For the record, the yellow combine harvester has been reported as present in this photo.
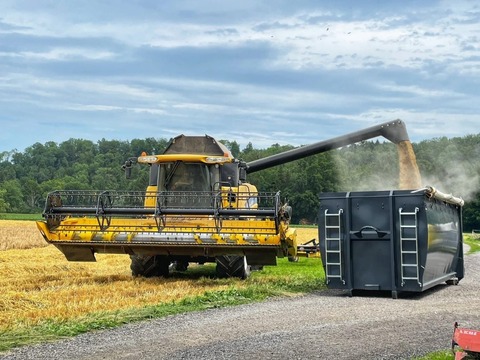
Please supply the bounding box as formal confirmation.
[37,120,416,278]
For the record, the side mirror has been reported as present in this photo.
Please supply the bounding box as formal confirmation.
[125,166,132,179]
[122,158,137,179]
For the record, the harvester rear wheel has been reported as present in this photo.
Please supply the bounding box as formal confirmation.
[130,255,170,278]
[216,255,251,279]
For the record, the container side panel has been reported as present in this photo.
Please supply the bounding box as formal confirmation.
[423,199,463,285]
[352,240,391,290]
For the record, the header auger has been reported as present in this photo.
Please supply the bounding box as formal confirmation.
[37,120,420,279]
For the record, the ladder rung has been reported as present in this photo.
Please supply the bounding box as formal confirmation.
[401,250,417,254]
[402,276,419,280]
[402,264,418,267]
[401,238,417,241]
[400,225,417,228]
[326,250,340,253]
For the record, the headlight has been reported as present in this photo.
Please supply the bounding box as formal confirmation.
[138,155,158,164]
[205,157,230,164]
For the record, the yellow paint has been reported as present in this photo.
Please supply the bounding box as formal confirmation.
[144,185,158,207]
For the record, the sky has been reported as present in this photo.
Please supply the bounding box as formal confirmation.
[0,0,479,154]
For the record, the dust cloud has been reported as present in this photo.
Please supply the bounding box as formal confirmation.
[334,139,478,202]
[421,156,480,202]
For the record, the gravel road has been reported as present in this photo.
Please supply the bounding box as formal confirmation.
[2,250,479,360]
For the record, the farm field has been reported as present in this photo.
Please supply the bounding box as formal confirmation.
[0,221,46,251]
[0,220,321,351]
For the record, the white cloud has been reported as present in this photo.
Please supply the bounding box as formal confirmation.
[374,83,462,98]
[28,48,115,61]
[2,4,479,72]
[352,108,480,140]
[0,1,479,154]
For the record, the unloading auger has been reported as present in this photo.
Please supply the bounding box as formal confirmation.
[36,120,421,279]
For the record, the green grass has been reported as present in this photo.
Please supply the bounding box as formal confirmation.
[415,350,454,360]
[0,257,325,352]
[0,213,43,221]
[464,233,480,254]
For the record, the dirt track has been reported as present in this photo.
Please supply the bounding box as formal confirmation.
[2,250,479,360]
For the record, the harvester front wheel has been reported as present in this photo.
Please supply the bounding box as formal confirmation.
[130,255,170,278]
[216,255,251,279]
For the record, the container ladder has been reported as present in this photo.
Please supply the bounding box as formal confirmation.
[324,209,344,284]
[399,207,421,286]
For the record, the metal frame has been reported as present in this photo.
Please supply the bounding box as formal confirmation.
[399,207,421,287]
[43,190,281,235]
[324,208,345,285]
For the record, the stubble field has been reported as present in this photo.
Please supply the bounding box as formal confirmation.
[0,220,319,348]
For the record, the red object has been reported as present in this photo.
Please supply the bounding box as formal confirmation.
[452,322,480,359]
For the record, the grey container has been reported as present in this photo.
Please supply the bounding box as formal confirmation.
[318,189,464,298]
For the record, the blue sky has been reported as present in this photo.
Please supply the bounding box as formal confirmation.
[1,0,479,154]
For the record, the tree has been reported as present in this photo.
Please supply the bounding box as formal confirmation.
[23,178,42,211]
[130,138,168,156]
[219,140,241,158]
[0,189,8,212]
[39,178,67,197]
[0,161,16,182]
[463,194,480,232]
[242,142,254,156]
[92,168,122,190]
[0,180,24,212]
[59,138,97,165]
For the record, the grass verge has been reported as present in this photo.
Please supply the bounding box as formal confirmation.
[0,213,42,221]
[0,257,325,353]
[415,350,454,360]
[464,233,480,254]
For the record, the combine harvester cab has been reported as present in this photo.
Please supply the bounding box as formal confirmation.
[319,186,464,298]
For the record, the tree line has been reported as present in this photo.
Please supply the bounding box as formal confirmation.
[0,134,479,231]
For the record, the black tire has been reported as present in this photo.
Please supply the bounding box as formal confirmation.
[130,255,170,277]
[216,255,251,279]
